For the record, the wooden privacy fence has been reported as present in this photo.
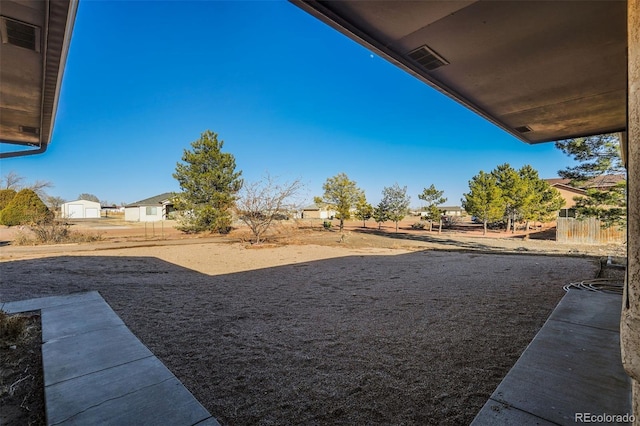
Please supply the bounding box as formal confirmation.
[556,217,626,244]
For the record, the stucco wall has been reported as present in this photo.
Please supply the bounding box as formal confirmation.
[621,0,640,422]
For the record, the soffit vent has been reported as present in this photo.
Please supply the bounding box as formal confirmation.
[1,17,40,51]
[19,125,40,135]
[515,125,532,133]
[408,45,449,71]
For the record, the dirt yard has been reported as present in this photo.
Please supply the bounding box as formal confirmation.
[0,218,624,425]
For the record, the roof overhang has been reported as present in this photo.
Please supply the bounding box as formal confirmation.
[0,0,78,158]
[291,0,627,144]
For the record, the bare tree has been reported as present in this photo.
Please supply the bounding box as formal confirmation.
[237,174,304,244]
[1,171,24,189]
[1,171,52,199]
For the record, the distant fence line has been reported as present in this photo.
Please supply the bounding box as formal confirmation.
[556,217,626,244]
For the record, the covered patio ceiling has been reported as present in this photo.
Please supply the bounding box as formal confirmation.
[291,0,627,145]
[0,0,78,158]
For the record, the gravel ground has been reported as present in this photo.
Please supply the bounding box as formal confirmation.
[0,240,600,425]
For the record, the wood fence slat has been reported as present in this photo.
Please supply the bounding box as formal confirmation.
[556,217,625,244]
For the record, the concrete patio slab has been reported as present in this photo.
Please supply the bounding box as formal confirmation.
[2,291,219,426]
[2,291,103,314]
[41,298,125,341]
[472,290,632,425]
[43,324,154,385]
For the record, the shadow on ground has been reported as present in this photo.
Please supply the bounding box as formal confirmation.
[0,251,598,425]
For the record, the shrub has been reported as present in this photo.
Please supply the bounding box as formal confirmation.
[0,189,17,211]
[411,221,426,229]
[11,221,103,245]
[0,189,52,226]
[323,220,332,230]
[0,310,26,341]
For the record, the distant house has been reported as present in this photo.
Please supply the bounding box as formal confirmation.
[415,206,466,218]
[545,176,626,217]
[124,193,175,222]
[301,203,336,219]
[545,180,586,217]
[440,206,466,217]
[61,199,101,219]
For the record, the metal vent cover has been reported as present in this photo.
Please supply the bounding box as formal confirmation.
[0,17,40,51]
[408,45,449,71]
[19,125,40,135]
[515,126,532,133]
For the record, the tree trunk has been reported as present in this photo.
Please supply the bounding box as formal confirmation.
[395,221,399,233]
[483,219,488,235]
[363,219,366,228]
[438,218,442,234]
[506,216,511,233]
[339,218,344,232]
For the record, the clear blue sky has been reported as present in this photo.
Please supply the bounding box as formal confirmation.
[2,0,577,207]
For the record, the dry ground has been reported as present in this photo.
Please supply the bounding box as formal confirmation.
[0,218,624,425]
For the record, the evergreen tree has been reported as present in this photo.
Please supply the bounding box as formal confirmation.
[354,193,373,228]
[0,188,52,226]
[0,189,17,211]
[462,171,504,235]
[373,200,390,230]
[491,163,524,232]
[555,133,626,227]
[418,184,447,233]
[518,165,564,228]
[173,130,243,233]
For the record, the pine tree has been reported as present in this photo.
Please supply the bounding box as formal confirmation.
[418,184,447,233]
[555,133,626,227]
[462,171,504,235]
[173,130,243,233]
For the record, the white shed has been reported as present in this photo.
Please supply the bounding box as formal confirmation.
[61,199,101,219]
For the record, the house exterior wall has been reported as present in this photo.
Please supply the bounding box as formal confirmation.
[302,209,335,219]
[124,206,166,222]
[622,1,640,420]
[61,200,101,219]
[552,187,583,209]
[124,207,140,222]
[303,209,327,219]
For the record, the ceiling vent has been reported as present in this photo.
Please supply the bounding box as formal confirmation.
[0,17,40,51]
[515,125,532,133]
[19,125,40,135]
[408,45,449,71]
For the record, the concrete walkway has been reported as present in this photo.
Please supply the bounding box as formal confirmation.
[472,289,633,425]
[1,291,220,426]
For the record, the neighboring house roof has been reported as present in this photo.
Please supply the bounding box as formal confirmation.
[302,203,331,211]
[62,199,101,205]
[127,192,174,207]
[583,174,626,189]
[545,174,626,191]
[549,183,587,196]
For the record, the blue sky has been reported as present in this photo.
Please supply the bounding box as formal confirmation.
[2,1,577,207]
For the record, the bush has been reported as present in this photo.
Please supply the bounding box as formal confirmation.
[0,189,52,226]
[323,220,332,230]
[0,189,17,211]
[11,221,103,245]
[411,221,426,229]
[0,310,26,341]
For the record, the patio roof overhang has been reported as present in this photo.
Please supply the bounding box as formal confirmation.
[291,0,627,145]
[0,0,78,158]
